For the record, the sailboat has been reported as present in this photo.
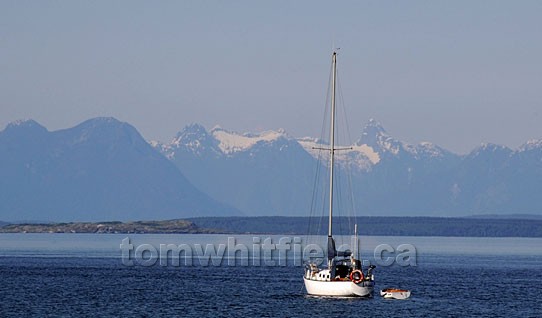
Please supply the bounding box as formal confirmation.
[303,51,376,297]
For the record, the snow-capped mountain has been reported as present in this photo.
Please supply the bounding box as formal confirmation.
[157,125,317,216]
[157,119,542,217]
[354,119,454,161]
[158,123,222,159]
[0,118,239,222]
[156,124,291,158]
[298,119,454,173]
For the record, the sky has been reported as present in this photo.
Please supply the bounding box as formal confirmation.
[1,1,541,154]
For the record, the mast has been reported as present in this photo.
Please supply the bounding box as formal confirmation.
[326,51,338,270]
[354,224,358,261]
[328,51,337,238]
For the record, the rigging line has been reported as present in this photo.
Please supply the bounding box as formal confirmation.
[331,60,355,243]
[305,155,317,245]
[316,60,334,238]
[336,152,350,237]
[317,61,334,238]
[336,67,358,232]
[311,154,325,239]
[336,68,355,146]
[334,68,349,238]
[321,61,333,142]
[335,162,344,242]
[337,155,353,238]
[307,147,325,244]
[305,60,334,245]
[336,163,350,242]
[316,156,328,237]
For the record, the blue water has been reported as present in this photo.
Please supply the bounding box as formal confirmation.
[1,234,541,317]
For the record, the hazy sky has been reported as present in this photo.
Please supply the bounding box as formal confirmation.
[1,1,541,154]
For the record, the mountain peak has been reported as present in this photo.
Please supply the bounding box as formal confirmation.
[474,143,512,153]
[64,117,149,151]
[73,117,128,135]
[178,123,208,136]
[79,117,122,127]
[171,123,215,152]
[3,119,47,134]
[518,139,542,152]
[479,142,509,151]
[210,125,223,133]
[357,119,389,146]
[466,143,513,160]
[364,118,387,132]
[367,118,381,125]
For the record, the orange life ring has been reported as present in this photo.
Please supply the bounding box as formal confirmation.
[350,270,364,284]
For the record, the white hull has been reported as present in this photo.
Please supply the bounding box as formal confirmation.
[304,278,374,297]
[380,289,411,300]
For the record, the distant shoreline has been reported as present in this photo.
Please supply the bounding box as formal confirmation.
[0,219,217,234]
[1,216,541,237]
[187,216,542,238]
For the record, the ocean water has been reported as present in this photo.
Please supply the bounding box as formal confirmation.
[0,234,541,317]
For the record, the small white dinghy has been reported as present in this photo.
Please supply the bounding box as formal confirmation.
[380,288,411,300]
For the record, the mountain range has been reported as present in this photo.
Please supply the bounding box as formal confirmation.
[0,118,238,221]
[155,119,542,217]
[1,117,541,221]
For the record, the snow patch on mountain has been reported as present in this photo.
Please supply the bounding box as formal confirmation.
[297,137,380,170]
[7,119,35,127]
[402,142,450,160]
[417,142,442,156]
[518,139,542,152]
[297,138,321,158]
[148,140,161,148]
[350,144,380,164]
[211,127,287,154]
[149,140,175,159]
